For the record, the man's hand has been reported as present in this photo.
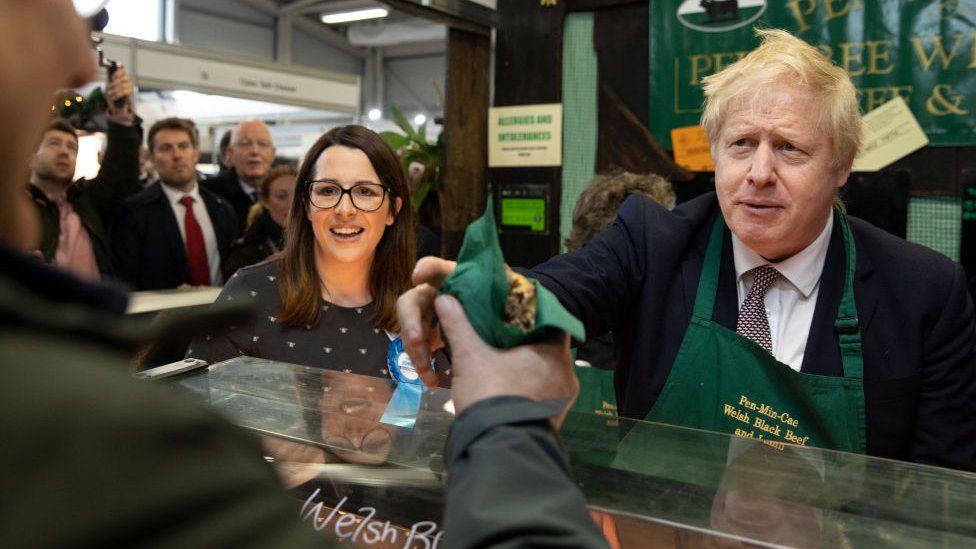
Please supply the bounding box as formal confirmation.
[104,65,134,124]
[396,256,457,389]
[435,294,578,427]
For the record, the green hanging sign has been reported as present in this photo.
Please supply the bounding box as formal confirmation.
[649,0,976,149]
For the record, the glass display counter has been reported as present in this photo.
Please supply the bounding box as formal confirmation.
[167,356,976,547]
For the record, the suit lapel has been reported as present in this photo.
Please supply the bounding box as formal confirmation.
[851,225,878,342]
[201,190,231,258]
[151,184,189,282]
[799,216,876,376]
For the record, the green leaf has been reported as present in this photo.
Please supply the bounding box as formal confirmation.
[390,105,416,139]
[418,120,428,144]
[411,180,432,213]
[380,131,410,151]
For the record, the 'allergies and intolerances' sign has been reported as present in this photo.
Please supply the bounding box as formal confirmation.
[488,104,562,167]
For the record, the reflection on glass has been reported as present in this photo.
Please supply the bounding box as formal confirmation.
[320,372,395,465]
[176,357,976,548]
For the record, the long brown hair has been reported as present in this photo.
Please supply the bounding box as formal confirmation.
[278,125,415,332]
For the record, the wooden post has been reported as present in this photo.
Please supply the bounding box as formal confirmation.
[440,27,490,260]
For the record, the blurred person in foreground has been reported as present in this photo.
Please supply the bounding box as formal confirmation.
[222,164,296,278]
[0,2,606,547]
[205,118,276,235]
[27,65,140,280]
[398,29,976,471]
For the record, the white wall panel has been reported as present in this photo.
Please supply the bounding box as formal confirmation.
[292,29,363,75]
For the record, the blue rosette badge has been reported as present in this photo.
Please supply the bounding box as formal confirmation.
[380,336,429,428]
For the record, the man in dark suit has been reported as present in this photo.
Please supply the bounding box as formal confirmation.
[112,117,237,290]
[203,119,276,235]
[399,29,976,471]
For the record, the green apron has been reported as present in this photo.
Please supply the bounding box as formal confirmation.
[641,211,866,453]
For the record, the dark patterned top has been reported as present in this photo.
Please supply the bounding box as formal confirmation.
[187,259,396,378]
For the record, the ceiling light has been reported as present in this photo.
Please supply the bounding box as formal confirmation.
[320,8,388,24]
[414,114,427,125]
[367,108,382,121]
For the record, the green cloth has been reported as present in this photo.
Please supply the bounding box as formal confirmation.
[440,200,585,347]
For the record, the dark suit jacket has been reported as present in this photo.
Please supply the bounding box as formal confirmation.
[531,192,976,471]
[203,168,253,235]
[111,182,238,290]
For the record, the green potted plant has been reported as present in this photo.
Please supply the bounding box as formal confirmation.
[380,105,443,213]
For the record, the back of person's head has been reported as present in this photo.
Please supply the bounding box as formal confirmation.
[565,171,675,252]
[700,28,863,169]
[217,129,232,168]
[147,117,199,152]
[278,125,415,332]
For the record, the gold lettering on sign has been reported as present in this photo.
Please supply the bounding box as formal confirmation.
[786,0,816,34]
[823,0,860,20]
[724,394,812,447]
[971,33,976,68]
[687,52,748,86]
[688,54,712,86]
[926,84,969,115]
[723,404,751,424]
[786,0,863,35]
[858,85,914,112]
[835,40,896,76]
[866,40,896,75]
[839,42,866,76]
[911,34,967,72]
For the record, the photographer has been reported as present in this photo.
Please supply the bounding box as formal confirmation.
[27,65,142,280]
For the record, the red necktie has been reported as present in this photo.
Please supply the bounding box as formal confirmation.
[178,196,211,286]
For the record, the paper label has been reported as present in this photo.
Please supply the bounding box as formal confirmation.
[853,96,929,172]
[488,104,563,167]
[670,125,715,172]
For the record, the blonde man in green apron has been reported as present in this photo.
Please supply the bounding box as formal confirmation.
[400,29,976,471]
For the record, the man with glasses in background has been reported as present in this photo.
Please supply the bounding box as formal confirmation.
[205,118,277,235]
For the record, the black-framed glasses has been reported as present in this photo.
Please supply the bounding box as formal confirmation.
[307,181,391,212]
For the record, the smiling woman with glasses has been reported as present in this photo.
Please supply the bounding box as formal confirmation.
[188,126,448,386]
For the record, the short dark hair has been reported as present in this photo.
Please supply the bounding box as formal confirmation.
[147,117,199,152]
[217,129,232,166]
[565,171,676,252]
[278,125,415,332]
[43,118,78,143]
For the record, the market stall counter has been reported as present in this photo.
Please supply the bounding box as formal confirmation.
[158,356,976,548]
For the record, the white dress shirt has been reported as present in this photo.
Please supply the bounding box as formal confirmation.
[238,178,258,202]
[160,181,223,285]
[731,214,833,372]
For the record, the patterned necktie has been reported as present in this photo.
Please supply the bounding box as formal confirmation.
[736,265,781,353]
[178,196,211,286]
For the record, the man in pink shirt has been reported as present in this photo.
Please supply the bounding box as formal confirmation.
[27,67,142,280]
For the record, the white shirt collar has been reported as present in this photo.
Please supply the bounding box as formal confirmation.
[731,213,833,299]
[160,180,202,206]
[237,177,257,198]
